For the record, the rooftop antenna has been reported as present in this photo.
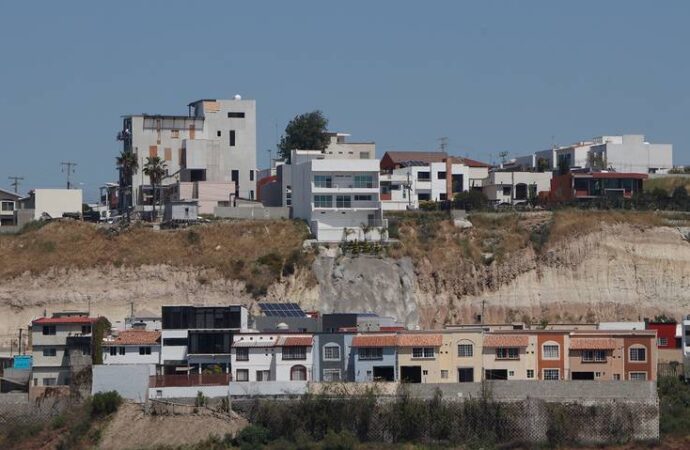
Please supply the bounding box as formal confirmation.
[498,151,509,165]
[438,137,448,152]
[8,176,24,193]
[267,148,273,169]
[60,161,77,189]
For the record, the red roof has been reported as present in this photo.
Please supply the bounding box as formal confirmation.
[33,317,96,325]
[449,156,491,168]
[396,334,443,347]
[104,330,161,346]
[483,334,529,347]
[279,336,313,347]
[352,335,398,348]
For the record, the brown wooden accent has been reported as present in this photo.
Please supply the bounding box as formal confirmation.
[148,145,158,158]
[164,148,172,161]
[189,124,195,140]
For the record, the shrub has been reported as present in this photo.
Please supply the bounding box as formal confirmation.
[90,391,122,417]
[195,391,208,407]
[234,424,271,450]
[320,430,358,450]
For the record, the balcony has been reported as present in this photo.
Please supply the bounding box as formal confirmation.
[149,373,232,388]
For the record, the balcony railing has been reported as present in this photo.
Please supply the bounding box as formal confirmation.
[149,373,232,388]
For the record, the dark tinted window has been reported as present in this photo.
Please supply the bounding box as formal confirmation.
[188,330,231,354]
[162,306,242,329]
[227,112,245,118]
[163,338,188,346]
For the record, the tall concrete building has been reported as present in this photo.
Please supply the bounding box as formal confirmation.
[118,97,257,211]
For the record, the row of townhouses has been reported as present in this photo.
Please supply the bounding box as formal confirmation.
[24,305,690,398]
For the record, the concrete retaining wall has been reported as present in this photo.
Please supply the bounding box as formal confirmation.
[214,206,290,220]
[148,385,229,399]
[92,365,150,403]
[229,381,307,397]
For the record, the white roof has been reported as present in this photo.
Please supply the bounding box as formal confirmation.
[598,322,646,331]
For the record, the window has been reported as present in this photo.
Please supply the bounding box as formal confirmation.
[495,348,519,360]
[354,195,372,201]
[323,369,341,382]
[354,175,374,188]
[236,369,249,382]
[256,370,270,381]
[412,347,435,358]
[542,343,559,359]
[163,338,188,346]
[581,350,607,362]
[42,348,56,357]
[283,346,307,360]
[42,325,56,336]
[139,347,151,355]
[336,195,352,208]
[613,374,621,380]
[313,195,332,208]
[359,152,370,159]
[217,130,221,137]
[418,193,431,201]
[323,345,341,361]
[358,348,383,360]
[109,347,117,356]
[629,347,647,362]
[441,370,449,379]
[437,171,447,180]
[229,130,236,146]
[291,365,307,381]
[250,170,254,182]
[527,369,534,379]
[508,370,515,377]
[502,187,511,196]
[236,348,249,361]
[227,112,245,118]
[82,325,91,334]
[543,369,560,380]
[439,193,447,201]
[118,347,125,355]
[458,343,473,357]
[629,372,647,381]
[314,175,332,188]
[1,201,14,212]
[171,129,179,139]
[417,171,430,181]
[43,378,57,386]
[657,337,668,347]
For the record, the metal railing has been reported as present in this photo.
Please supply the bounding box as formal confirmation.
[149,373,231,388]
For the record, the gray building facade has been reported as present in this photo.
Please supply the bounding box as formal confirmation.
[313,333,355,382]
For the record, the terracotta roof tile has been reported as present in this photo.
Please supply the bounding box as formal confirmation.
[396,334,442,347]
[104,330,160,346]
[448,156,492,168]
[352,335,398,348]
[570,338,617,350]
[483,334,529,347]
[279,336,313,347]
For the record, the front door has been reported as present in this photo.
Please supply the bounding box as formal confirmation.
[458,368,474,383]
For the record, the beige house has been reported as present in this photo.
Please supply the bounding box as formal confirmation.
[438,329,484,383]
[482,333,538,380]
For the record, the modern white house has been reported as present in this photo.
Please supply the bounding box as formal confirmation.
[379,151,491,210]
[0,188,21,228]
[291,153,386,242]
[482,171,553,205]
[118,97,257,214]
[512,135,673,174]
[30,313,95,387]
[231,333,314,382]
[18,189,83,221]
[102,330,161,376]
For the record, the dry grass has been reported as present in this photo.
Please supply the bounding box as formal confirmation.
[645,175,690,193]
[547,209,665,246]
[0,220,310,295]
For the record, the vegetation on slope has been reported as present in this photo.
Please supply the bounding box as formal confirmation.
[645,175,690,194]
[0,220,311,296]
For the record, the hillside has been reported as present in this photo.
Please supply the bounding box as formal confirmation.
[1,211,689,346]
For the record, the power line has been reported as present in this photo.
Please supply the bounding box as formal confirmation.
[60,161,77,189]
[8,176,24,193]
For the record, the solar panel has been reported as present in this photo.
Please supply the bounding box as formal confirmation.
[258,303,306,318]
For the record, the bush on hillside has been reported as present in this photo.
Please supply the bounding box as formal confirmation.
[90,391,122,417]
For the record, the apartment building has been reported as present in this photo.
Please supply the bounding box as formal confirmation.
[379,152,490,210]
[482,171,553,205]
[118,97,256,213]
[291,152,385,242]
[230,333,314,382]
[102,330,161,376]
[159,305,249,375]
[513,134,672,174]
[30,313,95,387]
[0,188,21,228]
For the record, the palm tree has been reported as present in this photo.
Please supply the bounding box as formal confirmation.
[116,150,139,221]
[143,156,167,220]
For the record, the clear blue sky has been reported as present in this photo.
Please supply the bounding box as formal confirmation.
[1,1,688,201]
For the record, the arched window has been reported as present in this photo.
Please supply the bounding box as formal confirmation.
[542,341,560,359]
[323,344,341,361]
[291,365,307,381]
[628,345,647,362]
[457,340,474,357]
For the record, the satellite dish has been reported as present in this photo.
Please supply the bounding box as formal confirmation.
[234,94,242,100]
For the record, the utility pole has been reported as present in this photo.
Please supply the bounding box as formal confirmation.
[438,137,448,152]
[60,161,77,189]
[8,176,24,193]
[266,148,273,170]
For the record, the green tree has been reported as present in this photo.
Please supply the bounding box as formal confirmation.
[671,186,689,210]
[536,157,550,172]
[143,156,167,220]
[453,190,489,211]
[115,150,139,221]
[278,111,330,162]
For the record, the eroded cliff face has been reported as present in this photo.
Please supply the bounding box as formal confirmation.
[1,223,689,347]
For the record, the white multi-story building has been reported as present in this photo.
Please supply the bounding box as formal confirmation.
[379,152,490,210]
[30,313,95,387]
[512,135,673,174]
[291,153,385,242]
[0,188,21,228]
[102,330,161,376]
[482,171,553,205]
[118,97,257,213]
[231,333,314,382]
